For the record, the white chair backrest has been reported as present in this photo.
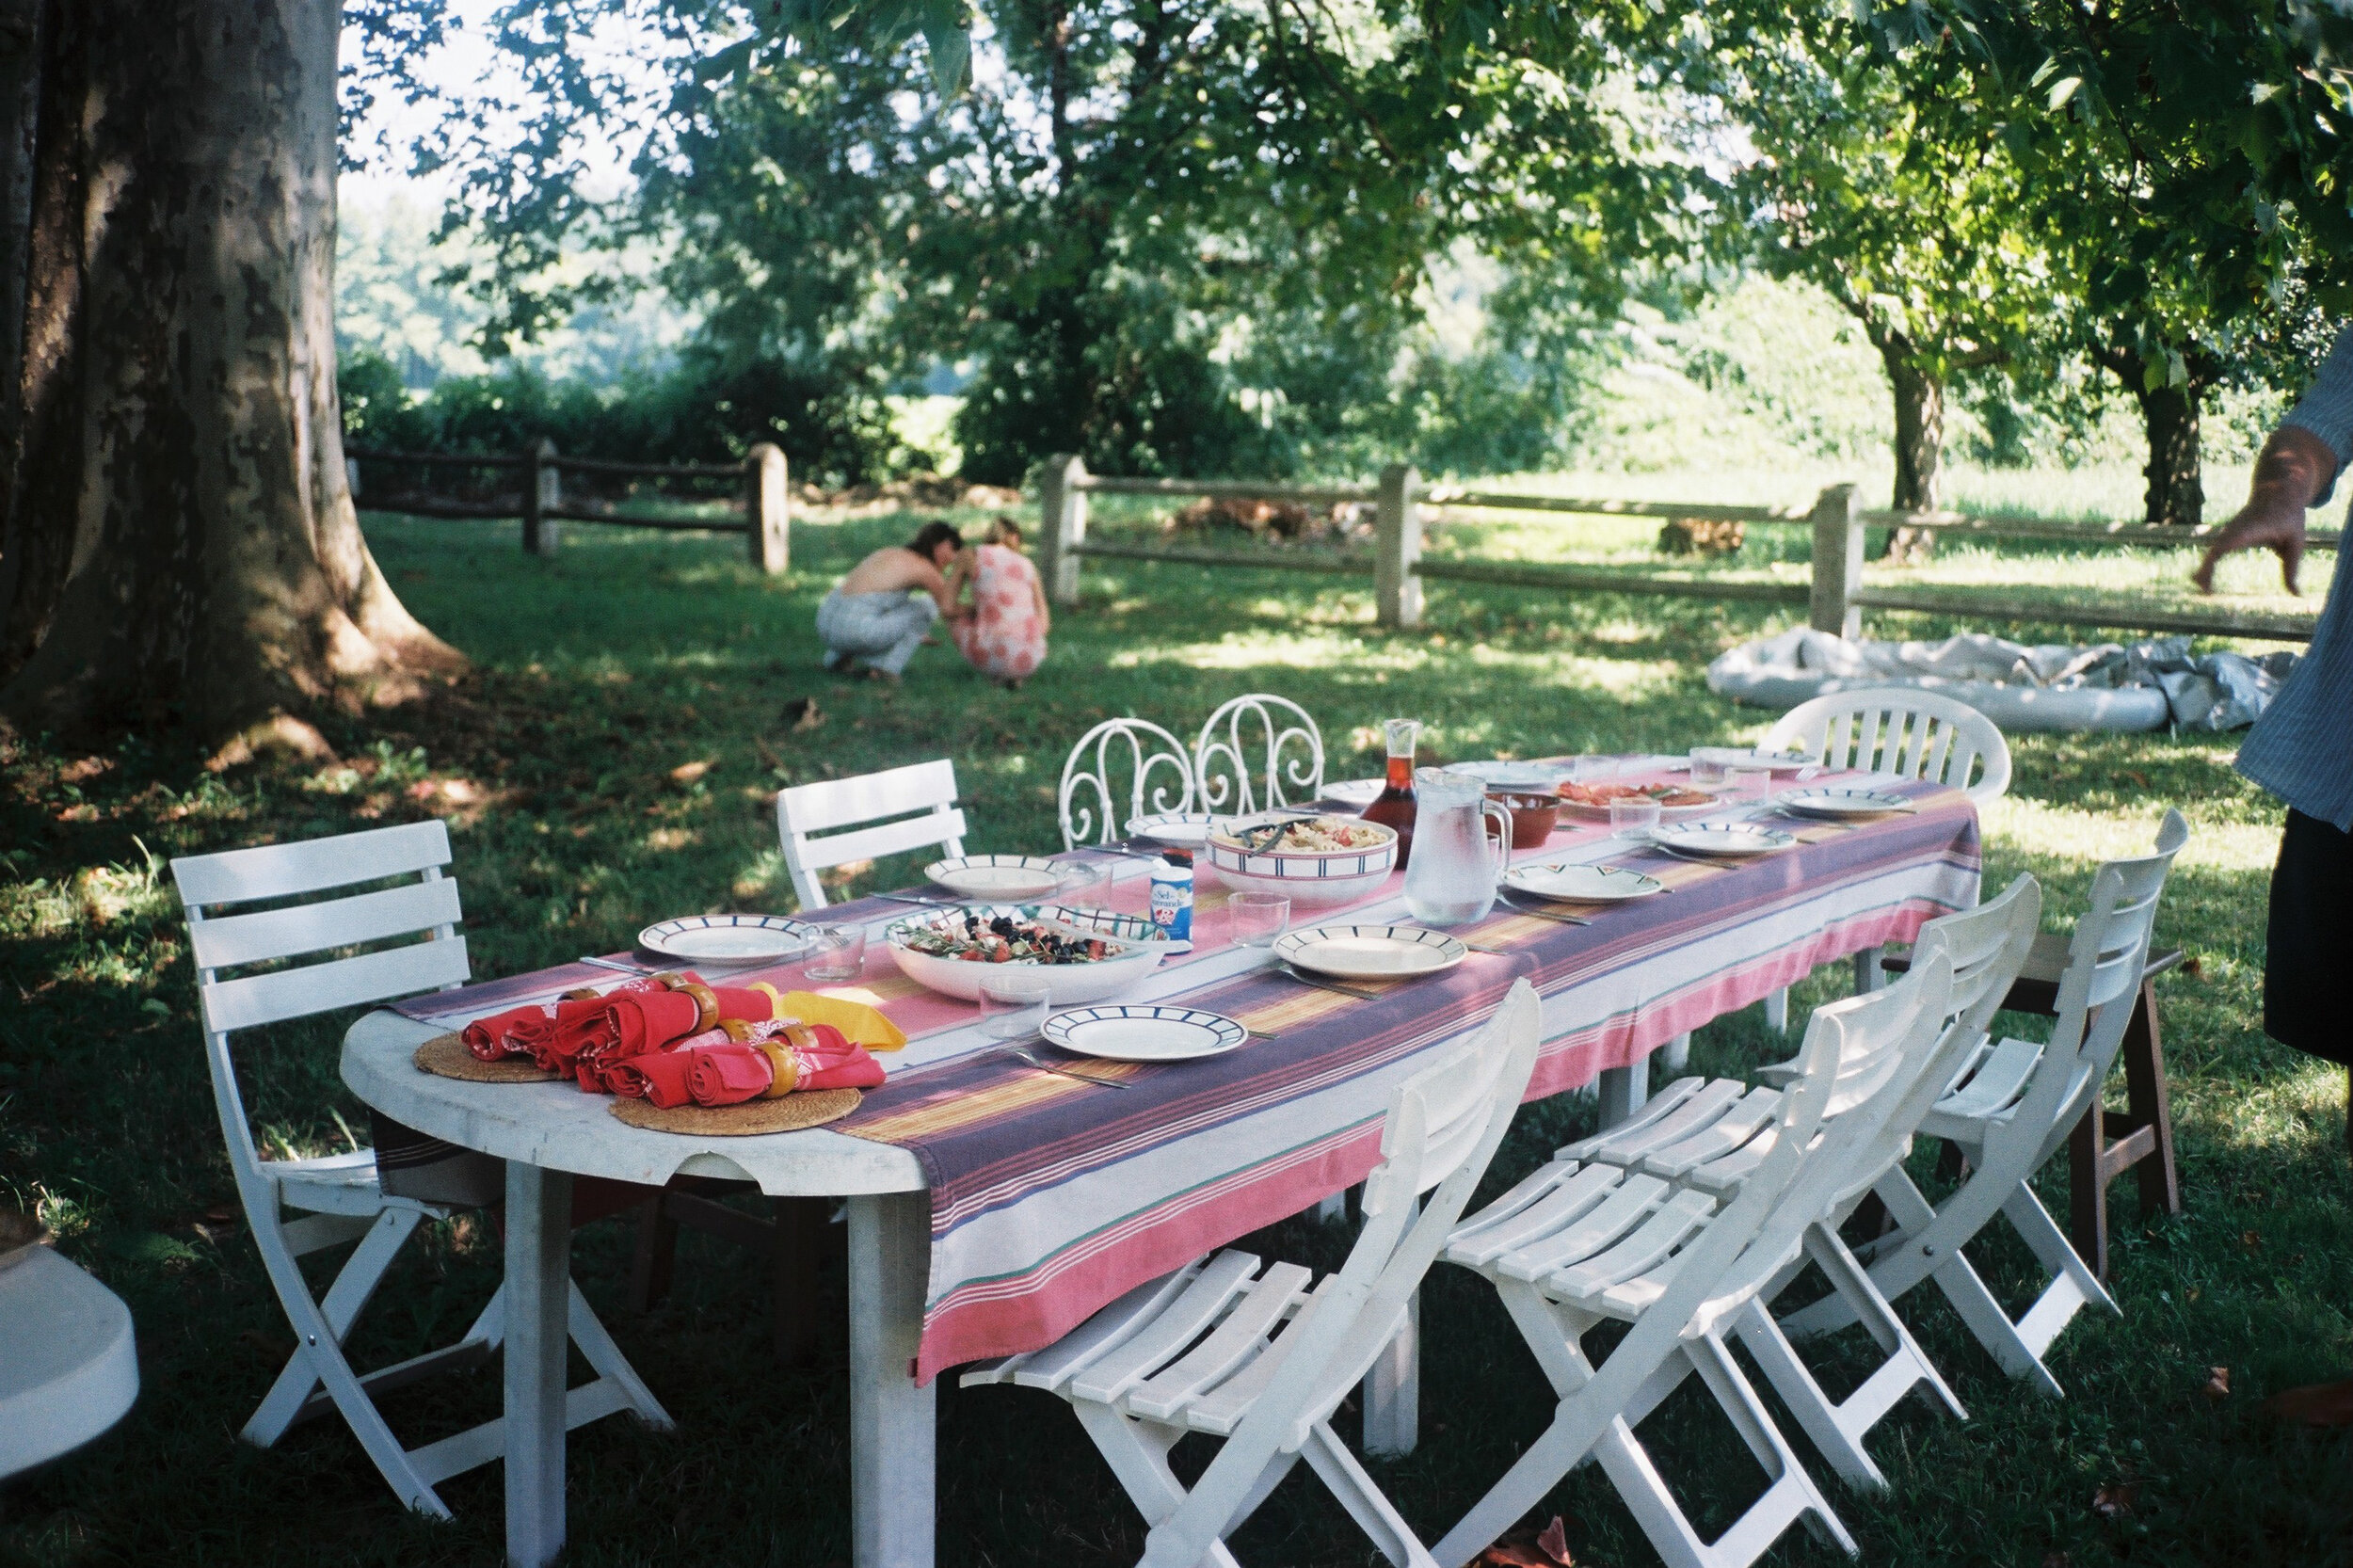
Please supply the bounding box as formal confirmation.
[171,820,470,1182]
[1193,694,1325,816]
[1761,687,2011,805]
[1058,718,1196,849]
[776,759,967,911]
[1262,982,1541,1442]
[2023,809,2187,1161]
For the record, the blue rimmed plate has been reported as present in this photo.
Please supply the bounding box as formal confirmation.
[1043,1005,1248,1062]
[1776,786,1915,820]
[637,913,813,965]
[1273,923,1466,980]
[924,855,1073,900]
[1503,862,1665,902]
[1126,811,1224,848]
[1646,823,1795,859]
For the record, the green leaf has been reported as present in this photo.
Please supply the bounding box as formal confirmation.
[2045,75,2081,111]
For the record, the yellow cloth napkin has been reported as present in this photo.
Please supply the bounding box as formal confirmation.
[753,984,909,1052]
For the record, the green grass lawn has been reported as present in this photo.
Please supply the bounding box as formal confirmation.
[2,501,2347,1567]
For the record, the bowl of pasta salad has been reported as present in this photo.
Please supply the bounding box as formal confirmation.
[1204,813,1400,904]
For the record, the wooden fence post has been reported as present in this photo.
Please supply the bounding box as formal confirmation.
[1038,453,1088,607]
[1808,482,1861,638]
[1375,462,1422,629]
[746,442,789,574]
[522,438,560,556]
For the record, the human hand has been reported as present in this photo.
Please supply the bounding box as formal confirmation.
[2192,424,2331,596]
[2192,508,2306,596]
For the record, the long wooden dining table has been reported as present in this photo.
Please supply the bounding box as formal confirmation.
[338,768,1979,1568]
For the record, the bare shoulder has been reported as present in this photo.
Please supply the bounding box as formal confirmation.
[840,546,920,595]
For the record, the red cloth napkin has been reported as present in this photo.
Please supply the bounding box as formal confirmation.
[606,1021,886,1109]
[462,978,663,1064]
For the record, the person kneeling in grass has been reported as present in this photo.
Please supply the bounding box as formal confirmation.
[945,517,1050,688]
[817,520,966,683]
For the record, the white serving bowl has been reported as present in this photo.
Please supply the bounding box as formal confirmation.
[1204,813,1399,906]
[883,904,1167,1004]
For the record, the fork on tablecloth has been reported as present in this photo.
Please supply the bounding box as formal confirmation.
[1001,1042,1131,1088]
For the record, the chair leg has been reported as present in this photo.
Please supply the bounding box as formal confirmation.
[628,1193,679,1313]
[247,1208,425,1447]
[2121,982,2183,1220]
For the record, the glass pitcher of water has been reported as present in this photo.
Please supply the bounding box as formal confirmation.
[1401,767,1512,925]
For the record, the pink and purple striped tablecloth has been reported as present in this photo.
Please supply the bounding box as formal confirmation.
[393,773,1979,1380]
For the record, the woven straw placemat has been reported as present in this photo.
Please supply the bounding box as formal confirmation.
[609,1088,862,1136]
[413,1033,562,1084]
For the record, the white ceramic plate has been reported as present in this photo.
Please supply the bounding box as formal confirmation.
[1321,779,1384,808]
[1777,787,1913,820]
[1556,788,1724,824]
[1044,1005,1248,1062]
[1444,760,1567,791]
[1502,863,1665,903]
[638,914,813,965]
[1127,811,1223,847]
[1274,923,1466,980]
[1646,823,1795,859]
[925,855,1071,900]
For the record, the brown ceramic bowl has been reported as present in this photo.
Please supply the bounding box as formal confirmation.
[1491,791,1561,850]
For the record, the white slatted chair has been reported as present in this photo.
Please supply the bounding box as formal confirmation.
[171,821,671,1518]
[1544,879,2039,1489]
[1433,953,1957,1568]
[1754,686,2012,1032]
[1781,810,2188,1399]
[776,758,966,911]
[1060,718,1197,849]
[963,981,1542,1568]
[1193,694,1325,817]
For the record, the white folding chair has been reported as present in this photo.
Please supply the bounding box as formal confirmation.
[1193,694,1325,817]
[170,821,671,1518]
[1755,685,2012,1031]
[1434,954,1956,1568]
[1060,718,1197,849]
[963,982,1542,1568]
[1782,810,2188,1399]
[776,758,967,910]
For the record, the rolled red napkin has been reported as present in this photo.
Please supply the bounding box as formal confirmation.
[463,984,626,1063]
[555,974,784,1078]
[607,1020,886,1109]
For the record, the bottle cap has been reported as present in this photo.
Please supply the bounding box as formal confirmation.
[1160,848,1193,867]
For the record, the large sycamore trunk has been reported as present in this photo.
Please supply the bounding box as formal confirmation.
[2136,379,2204,527]
[0,0,456,737]
[1883,350,1944,514]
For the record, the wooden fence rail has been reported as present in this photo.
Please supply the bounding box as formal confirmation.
[1038,454,2328,645]
[345,441,790,573]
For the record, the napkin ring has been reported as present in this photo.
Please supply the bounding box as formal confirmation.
[753,1039,801,1096]
[673,980,721,1032]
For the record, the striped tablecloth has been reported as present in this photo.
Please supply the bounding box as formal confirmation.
[392,772,1979,1381]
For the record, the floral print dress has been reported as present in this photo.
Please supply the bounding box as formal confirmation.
[951,544,1048,681]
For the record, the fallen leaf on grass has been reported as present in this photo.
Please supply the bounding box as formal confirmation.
[2241,1229,2263,1251]
[1477,1515,1573,1566]
[2092,1482,2137,1519]
[2180,953,2203,980]
[784,696,824,732]
[669,760,714,785]
[2265,1378,2353,1427]
[2202,1366,2231,1400]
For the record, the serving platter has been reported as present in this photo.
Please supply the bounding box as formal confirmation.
[1273,923,1466,980]
[924,855,1074,900]
[1645,823,1796,859]
[637,913,813,965]
[1776,786,1914,820]
[1043,1005,1248,1062]
[1501,862,1665,903]
[1555,785,1723,824]
[1443,760,1568,792]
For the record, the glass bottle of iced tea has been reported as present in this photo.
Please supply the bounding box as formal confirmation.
[1359,717,1420,868]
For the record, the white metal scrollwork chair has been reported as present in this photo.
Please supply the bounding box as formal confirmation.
[1434,953,1956,1568]
[1193,694,1325,817]
[963,981,1542,1568]
[170,820,669,1518]
[1754,685,2014,1031]
[1552,876,2041,1490]
[776,758,967,910]
[1781,809,2188,1399]
[1059,717,1197,849]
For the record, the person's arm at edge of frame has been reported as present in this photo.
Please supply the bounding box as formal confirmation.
[2193,424,2337,596]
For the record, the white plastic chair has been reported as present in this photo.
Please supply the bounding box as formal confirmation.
[1434,953,1957,1568]
[1193,694,1325,816]
[170,820,671,1518]
[1059,718,1196,849]
[0,1246,138,1478]
[1754,685,2012,1032]
[776,758,967,910]
[963,981,1541,1568]
[1781,809,2188,1399]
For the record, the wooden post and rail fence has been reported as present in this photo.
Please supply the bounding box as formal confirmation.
[1036,455,2333,645]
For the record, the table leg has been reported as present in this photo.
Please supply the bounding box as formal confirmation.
[1660,1032,1692,1073]
[1360,1288,1419,1457]
[849,1192,935,1568]
[1597,1062,1648,1129]
[1853,947,1883,994]
[504,1162,570,1568]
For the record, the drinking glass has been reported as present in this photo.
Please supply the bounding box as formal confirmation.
[1056,860,1114,914]
[1228,891,1291,949]
[1689,747,1739,789]
[978,971,1051,1041]
[805,924,867,983]
[1727,766,1772,804]
[1567,755,1616,786]
[1609,797,1662,838]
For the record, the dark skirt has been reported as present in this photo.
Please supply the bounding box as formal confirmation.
[2266,808,2353,1065]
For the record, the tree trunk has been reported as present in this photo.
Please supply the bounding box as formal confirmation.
[1880,342,1942,564]
[0,0,457,737]
[2137,378,2203,526]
